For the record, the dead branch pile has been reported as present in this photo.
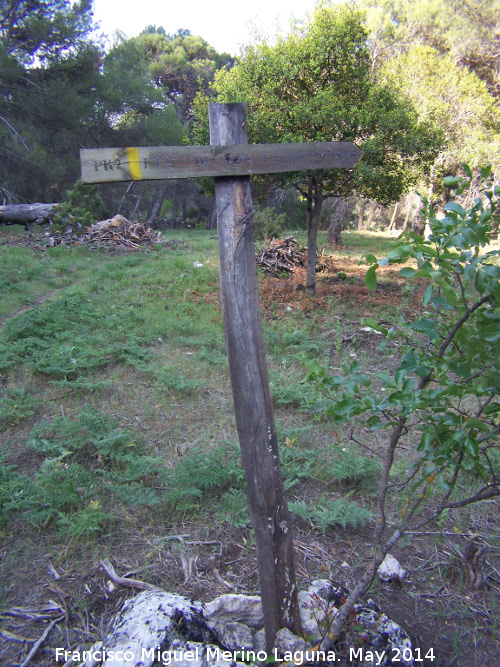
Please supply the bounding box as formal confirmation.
[41,215,181,252]
[256,237,306,274]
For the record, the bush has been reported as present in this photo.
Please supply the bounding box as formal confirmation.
[53,179,107,230]
[253,206,287,241]
[305,165,500,642]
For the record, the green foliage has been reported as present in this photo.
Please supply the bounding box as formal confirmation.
[215,488,250,527]
[289,496,373,532]
[0,293,149,377]
[193,2,442,293]
[0,408,163,534]
[0,387,41,430]
[253,206,287,241]
[53,180,107,229]
[382,45,500,171]
[161,444,245,511]
[361,0,500,99]
[194,3,441,205]
[154,367,205,395]
[0,0,94,65]
[125,27,234,123]
[307,169,500,518]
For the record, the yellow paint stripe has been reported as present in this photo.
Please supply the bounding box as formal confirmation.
[126,147,142,180]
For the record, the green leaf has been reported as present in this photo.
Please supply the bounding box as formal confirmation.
[478,323,500,342]
[410,319,439,338]
[443,176,462,186]
[365,265,378,291]
[436,280,458,307]
[481,165,492,179]
[422,284,434,307]
[400,267,417,277]
[474,269,488,294]
[444,202,466,218]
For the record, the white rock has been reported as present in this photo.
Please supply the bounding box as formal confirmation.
[80,591,204,667]
[193,261,204,268]
[274,627,308,656]
[360,326,383,334]
[378,554,407,582]
[253,628,266,653]
[298,581,339,644]
[203,594,263,629]
[212,621,254,651]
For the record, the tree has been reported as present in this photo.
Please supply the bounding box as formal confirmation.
[360,0,500,99]
[131,27,234,123]
[194,3,442,294]
[0,0,94,65]
[381,45,500,211]
[102,27,233,221]
[0,0,100,201]
[307,167,500,646]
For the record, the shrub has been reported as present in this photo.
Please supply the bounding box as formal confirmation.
[306,166,500,644]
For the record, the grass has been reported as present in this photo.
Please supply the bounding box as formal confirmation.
[0,226,498,667]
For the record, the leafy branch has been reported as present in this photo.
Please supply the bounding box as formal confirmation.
[304,166,500,648]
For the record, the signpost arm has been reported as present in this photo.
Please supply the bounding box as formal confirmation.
[209,102,301,650]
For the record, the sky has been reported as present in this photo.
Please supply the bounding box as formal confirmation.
[92,0,320,55]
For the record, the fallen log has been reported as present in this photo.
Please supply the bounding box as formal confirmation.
[0,203,57,225]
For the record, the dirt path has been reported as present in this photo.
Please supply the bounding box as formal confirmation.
[0,289,62,329]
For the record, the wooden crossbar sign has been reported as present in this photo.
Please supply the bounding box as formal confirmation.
[80,103,362,649]
[80,141,361,183]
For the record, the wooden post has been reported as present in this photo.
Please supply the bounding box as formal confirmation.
[209,103,301,650]
[79,117,362,649]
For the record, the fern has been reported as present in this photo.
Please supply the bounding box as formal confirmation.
[289,497,374,532]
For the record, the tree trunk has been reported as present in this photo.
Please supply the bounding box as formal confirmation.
[305,176,323,296]
[209,102,300,652]
[388,202,399,231]
[357,198,366,231]
[147,181,169,225]
[206,199,217,230]
[0,203,57,225]
[403,194,413,231]
[364,200,378,230]
[327,197,349,246]
[117,182,134,216]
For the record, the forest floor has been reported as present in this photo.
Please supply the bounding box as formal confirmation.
[0,226,499,667]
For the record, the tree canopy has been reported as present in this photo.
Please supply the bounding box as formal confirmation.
[361,0,500,99]
[194,2,442,292]
[126,27,234,123]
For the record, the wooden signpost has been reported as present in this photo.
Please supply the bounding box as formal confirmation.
[80,103,362,650]
[80,141,361,183]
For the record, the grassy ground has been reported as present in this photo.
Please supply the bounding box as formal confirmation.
[0,225,498,666]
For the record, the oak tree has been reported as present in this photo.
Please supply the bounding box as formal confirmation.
[195,3,441,294]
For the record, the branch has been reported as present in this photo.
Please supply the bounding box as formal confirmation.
[100,560,162,591]
[436,295,490,360]
[442,484,500,510]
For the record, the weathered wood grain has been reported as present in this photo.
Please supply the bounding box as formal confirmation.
[0,203,57,224]
[210,102,301,651]
[80,141,362,183]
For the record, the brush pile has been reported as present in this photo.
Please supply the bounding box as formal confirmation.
[41,216,176,252]
[256,237,306,274]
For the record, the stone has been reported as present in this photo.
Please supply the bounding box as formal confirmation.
[274,627,308,656]
[253,628,266,653]
[79,591,210,667]
[78,582,413,667]
[378,554,407,582]
[297,580,345,644]
[211,620,254,651]
[203,594,263,629]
